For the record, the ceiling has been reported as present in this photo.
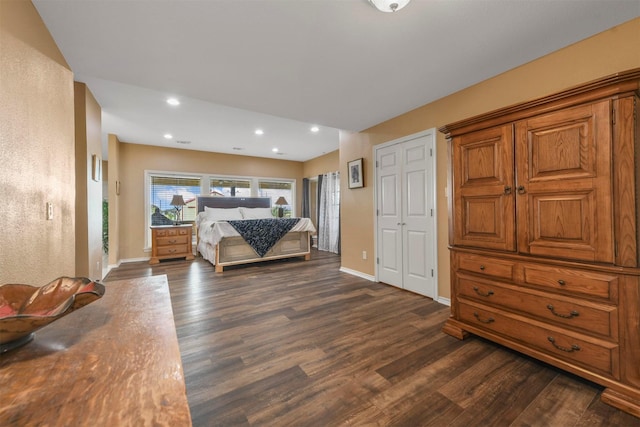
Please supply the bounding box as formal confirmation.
[33,0,639,162]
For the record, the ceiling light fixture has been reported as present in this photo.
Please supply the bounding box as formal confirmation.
[166,98,180,106]
[163,133,173,139]
[255,129,264,135]
[310,126,319,133]
[368,0,410,12]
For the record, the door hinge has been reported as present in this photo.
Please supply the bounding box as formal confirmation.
[431,269,434,277]
[430,148,433,157]
[376,209,379,216]
[430,208,433,217]
[376,160,379,167]
[376,257,379,265]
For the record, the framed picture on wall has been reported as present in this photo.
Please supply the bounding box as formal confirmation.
[348,158,364,189]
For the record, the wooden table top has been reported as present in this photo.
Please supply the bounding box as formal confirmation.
[0,275,192,426]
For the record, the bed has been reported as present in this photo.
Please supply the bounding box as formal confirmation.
[195,196,316,272]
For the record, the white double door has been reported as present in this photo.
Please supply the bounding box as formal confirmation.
[375,131,436,298]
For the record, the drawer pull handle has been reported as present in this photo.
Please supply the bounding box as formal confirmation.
[546,304,579,319]
[547,336,580,353]
[557,279,566,285]
[473,286,494,297]
[473,312,495,324]
[479,265,485,271]
[169,249,176,253]
[168,239,177,243]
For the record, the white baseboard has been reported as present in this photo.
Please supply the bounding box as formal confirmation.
[436,296,451,306]
[119,257,150,264]
[339,266,376,281]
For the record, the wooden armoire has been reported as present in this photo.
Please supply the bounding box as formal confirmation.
[439,69,640,417]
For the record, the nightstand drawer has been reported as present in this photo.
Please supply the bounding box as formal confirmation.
[156,246,186,257]
[157,235,189,246]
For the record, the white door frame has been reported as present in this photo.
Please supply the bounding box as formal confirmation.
[373,128,438,299]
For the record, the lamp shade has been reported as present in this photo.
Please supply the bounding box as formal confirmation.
[274,197,288,206]
[368,0,410,12]
[170,195,186,206]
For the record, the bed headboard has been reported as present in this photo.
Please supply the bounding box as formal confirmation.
[196,196,271,213]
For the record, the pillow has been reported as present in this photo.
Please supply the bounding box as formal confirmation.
[203,206,244,221]
[240,207,274,219]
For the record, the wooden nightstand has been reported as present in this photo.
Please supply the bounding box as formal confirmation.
[149,224,195,265]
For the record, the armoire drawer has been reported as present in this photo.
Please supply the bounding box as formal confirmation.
[522,264,618,302]
[456,253,516,281]
[456,275,618,340]
[458,301,619,379]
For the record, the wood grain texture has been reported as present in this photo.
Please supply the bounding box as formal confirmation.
[103,251,640,426]
[0,275,191,426]
[443,72,640,419]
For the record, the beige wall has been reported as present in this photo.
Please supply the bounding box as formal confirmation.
[0,1,76,285]
[74,82,103,279]
[107,134,122,267]
[302,150,339,178]
[340,17,640,299]
[116,142,306,260]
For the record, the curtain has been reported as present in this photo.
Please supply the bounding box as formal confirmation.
[317,172,340,254]
[302,178,310,218]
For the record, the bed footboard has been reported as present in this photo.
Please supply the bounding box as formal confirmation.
[215,231,310,272]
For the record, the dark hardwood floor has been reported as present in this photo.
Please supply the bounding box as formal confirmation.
[104,250,640,426]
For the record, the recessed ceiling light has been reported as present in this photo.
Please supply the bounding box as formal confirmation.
[232,147,243,151]
[164,133,173,139]
[255,129,264,135]
[310,126,320,133]
[166,98,180,106]
[272,148,279,152]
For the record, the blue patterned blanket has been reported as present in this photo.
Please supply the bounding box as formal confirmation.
[226,218,300,257]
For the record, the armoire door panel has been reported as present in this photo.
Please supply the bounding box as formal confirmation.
[453,125,515,251]
[527,192,599,261]
[528,120,595,180]
[516,100,613,263]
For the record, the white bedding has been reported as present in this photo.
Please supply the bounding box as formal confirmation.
[196,214,316,265]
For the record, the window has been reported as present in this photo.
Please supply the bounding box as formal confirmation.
[145,170,295,249]
[209,178,251,197]
[259,180,294,217]
[149,174,201,225]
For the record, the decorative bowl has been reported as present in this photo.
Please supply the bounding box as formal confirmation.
[0,276,105,353]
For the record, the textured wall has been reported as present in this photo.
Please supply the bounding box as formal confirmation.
[339,17,640,299]
[0,1,75,285]
[74,82,103,280]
